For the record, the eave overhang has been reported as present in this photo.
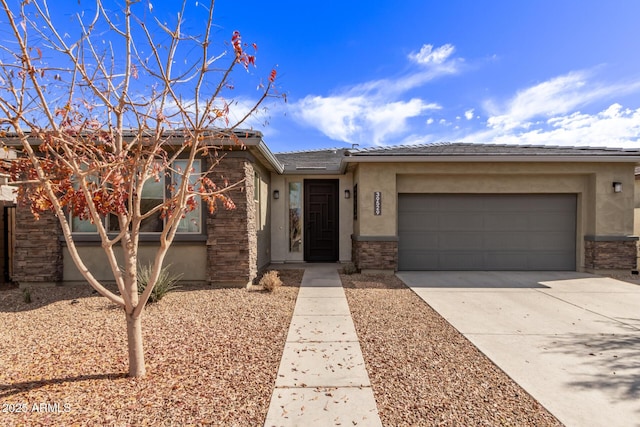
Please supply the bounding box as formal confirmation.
[342,155,640,164]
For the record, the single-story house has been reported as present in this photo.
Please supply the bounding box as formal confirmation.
[4,131,640,286]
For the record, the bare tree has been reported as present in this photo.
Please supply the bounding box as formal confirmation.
[0,0,278,377]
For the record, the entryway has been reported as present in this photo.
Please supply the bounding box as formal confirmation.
[304,180,339,262]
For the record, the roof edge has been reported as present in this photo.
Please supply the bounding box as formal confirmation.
[342,155,640,164]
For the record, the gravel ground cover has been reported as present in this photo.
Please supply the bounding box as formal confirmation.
[0,269,302,427]
[342,272,563,427]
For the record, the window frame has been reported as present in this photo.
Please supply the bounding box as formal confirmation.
[69,159,203,235]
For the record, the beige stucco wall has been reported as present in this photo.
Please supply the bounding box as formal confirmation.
[254,162,272,270]
[270,173,353,263]
[634,178,640,234]
[352,161,636,271]
[63,244,207,283]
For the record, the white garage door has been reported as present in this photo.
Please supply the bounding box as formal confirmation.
[398,194,576,271]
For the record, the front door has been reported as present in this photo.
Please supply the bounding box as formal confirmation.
[304,180,339,262]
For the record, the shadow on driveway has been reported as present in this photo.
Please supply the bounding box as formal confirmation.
[396,270,598,289]
[547,332,640,400]
[397,270,640,427]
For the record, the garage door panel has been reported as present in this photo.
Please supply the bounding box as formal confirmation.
[440,214,484,231]
[399,231,438,249]
[398,251,439,270]
[530,232,575,250]
[528,213,575,231]
[485,214,529,230]
[398,212,441,231]
[485,252,530,270]
[398,194,576,271]
[439,232,484,250]
[438,252,486,270]
[484,232,534,250]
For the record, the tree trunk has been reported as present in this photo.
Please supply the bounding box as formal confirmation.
[126,311,146,377]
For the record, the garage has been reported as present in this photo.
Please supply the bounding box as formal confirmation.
[398,194,577,271]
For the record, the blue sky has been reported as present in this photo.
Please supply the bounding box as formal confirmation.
[10,1,640,152]
[209,0,640,152]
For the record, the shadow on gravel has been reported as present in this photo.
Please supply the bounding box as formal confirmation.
[0,269,305,313]
[546,332,640,401]
[0,285,107,313]
[0,373,127,399]
[394,271,582,289]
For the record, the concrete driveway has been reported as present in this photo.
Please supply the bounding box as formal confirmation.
[396,271,640,427]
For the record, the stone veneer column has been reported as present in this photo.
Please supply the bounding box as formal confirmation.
[13,208,63,284]
[584,236,638,271]
[206,157,257,285]
[351,235,398,272]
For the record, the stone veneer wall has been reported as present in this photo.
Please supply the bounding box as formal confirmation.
[14,208,63,284]
[12,155,260,285]
[352,236,398,271]
[206,157,257,285]
[584,238,638,270]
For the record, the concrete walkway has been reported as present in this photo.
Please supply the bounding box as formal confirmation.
[264,264,382,427]
[398,271,640,427]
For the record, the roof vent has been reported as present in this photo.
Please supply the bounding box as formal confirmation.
[351,143,359,149]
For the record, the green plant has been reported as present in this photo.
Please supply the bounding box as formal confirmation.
[22,287,32,304]
[342,263,358,275]
[137,264,182,304]
[259,270,282,292]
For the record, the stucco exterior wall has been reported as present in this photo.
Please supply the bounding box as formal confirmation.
[63,244,207,283]
[270,173,353,263]
[634,178,640,234]
[254,161,272,271]
[351,161,637,272]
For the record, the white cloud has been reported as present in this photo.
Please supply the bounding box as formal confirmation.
[294,95,439,145]
[464,109,474,120]
[409,44,455,65]
[466,71,640,148]
[290,42,460,145]
[490,103,640,148]
[485,71,640,132]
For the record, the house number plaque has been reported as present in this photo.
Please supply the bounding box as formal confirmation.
[374,191,382,216]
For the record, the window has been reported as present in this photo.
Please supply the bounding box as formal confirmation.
[288,182,302,252]
[71,160,202,234]
[173,160,201,233]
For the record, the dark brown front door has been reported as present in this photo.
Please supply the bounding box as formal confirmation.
[304,180,339,262]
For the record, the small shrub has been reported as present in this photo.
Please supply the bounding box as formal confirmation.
[22,287,32,304]
[342,263,358,275]
[137,264,182,304]
[259,270,282,292]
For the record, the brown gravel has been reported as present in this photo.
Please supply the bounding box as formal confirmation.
[0,269,302,427]
[342,273,563,427]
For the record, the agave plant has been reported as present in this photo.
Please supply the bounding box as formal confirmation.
[137,264,182,304]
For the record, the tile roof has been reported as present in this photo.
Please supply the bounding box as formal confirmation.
[346,142,640,157]
[272,143,640,174]
[274,148,347,173]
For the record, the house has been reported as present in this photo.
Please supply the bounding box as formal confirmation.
[4,131,640,286]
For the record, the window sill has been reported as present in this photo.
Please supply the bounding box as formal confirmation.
[60,233,207,245]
